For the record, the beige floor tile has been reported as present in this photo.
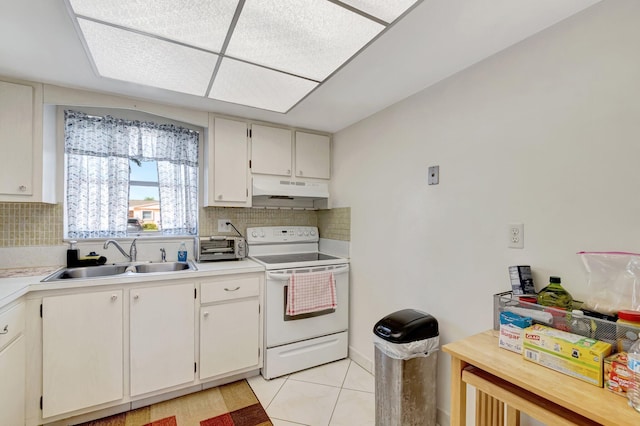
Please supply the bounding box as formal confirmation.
[271,419,308,426]
[288,358,350,387]
[329,389,375,426]
[267,380,340,426]
[342,361,374,393]
[248,375,288,408]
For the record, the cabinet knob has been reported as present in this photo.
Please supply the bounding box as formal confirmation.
[111,295,118,301]
[298,170,303,176]
[203,312,209,317]
[19,185,27,192]
[133,294,139,300]
[0,325,8,335]
[224,286,241,292]
[217,194,223,200]
[287,169,291,175]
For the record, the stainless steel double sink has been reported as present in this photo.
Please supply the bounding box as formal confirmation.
[42,260,197,282]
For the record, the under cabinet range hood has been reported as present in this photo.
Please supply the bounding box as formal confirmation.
[252,175,329,209]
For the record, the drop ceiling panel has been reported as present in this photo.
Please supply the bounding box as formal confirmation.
[78,18,218,96]
[340,0,420,23]
[210,58,318,113]
[226,0,385,81]
[69,0,238,52]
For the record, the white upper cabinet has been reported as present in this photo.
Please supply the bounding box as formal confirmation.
[204,115,251,207]
[0,79,55,203]
[295,131,331,179]
[251,126,331,180]
[250,124,292,177]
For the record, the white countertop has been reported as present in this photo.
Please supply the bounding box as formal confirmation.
[0,259,265,308]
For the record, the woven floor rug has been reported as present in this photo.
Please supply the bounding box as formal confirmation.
[76,380,272,426]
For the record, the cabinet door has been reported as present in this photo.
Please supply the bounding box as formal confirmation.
[209,116,250,205]
[0,336,25,425]
[42,291,123,418]
[200,298,259,379]
[130,283,195,396]
[295,132,330,179]
[251,124,292,176]
[0,80,33,196]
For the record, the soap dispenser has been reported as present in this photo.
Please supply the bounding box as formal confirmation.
[178,241,188,262]
[66,240,79,267]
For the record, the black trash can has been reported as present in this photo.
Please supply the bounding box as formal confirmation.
[373,309,439,426]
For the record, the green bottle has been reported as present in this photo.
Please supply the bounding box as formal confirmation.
[537,276,573,310]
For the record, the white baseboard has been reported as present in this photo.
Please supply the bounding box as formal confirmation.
[348,344,373,374]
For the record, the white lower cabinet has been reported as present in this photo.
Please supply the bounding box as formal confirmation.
[0,299,26,426]
[42,291,123,418]
[199,275,261,380]
[29,272,262,425]
[130,283,195,396]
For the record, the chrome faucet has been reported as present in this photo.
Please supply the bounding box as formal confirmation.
[104,238,137,262]
[160,248,166,262]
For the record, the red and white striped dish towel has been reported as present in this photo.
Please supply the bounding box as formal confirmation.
[286,271,337,316]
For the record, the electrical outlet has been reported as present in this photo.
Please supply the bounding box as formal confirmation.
[218,219,231,232]
[508,223,524,249]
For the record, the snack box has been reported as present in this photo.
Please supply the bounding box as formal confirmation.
[604,352,633,396]
[522,324,612,387]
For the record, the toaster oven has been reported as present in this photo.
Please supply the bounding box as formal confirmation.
[198,236,246,261]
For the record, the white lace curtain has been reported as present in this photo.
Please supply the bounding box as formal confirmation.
[64,110,199,238]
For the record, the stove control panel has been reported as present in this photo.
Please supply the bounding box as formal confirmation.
[246,226,318,244]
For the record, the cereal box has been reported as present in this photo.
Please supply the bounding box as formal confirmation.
[604,352,633,396]
[522,324,612,386]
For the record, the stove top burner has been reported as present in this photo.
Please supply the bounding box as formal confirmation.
[252,252,340,264]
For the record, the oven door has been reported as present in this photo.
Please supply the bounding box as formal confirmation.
[265,263,349,348]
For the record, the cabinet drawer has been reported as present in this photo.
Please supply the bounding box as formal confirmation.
[0,303,25,349]
[201,276,260,304]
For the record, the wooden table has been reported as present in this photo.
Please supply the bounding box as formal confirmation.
[442,330,639,425]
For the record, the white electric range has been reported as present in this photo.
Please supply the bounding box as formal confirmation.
[247,226,349,379]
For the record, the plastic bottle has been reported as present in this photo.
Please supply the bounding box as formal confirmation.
[537,276,573,310]
[627,334,640,412]
[177,241,187,262]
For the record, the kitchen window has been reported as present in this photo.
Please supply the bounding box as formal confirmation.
[64,109,199,239]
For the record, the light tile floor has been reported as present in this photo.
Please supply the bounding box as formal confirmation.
[247,358,375,426]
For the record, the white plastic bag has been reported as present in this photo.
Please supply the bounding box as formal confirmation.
[579,251,640,315]
[373,335,439,360]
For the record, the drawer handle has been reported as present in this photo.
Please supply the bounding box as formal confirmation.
[203,312,209,318]
[224,286,241,292]
[0,325,8,334]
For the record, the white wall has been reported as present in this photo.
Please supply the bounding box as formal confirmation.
[332,0,640,422]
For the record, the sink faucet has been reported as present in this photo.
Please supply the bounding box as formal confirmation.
[160,248,166,262]
[104,238,137,262]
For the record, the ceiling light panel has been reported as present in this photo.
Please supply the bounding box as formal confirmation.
[226,0,384,81]
[210,58,318,113]
[69,0,238,52]
[78,19,218,96]
[339,0,421,23]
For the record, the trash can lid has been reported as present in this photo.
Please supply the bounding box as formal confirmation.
[373,309,439,343]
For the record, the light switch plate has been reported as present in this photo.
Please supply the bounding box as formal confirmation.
[428,165,439,185]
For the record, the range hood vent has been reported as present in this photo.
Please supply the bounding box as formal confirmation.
[252,175,329,210]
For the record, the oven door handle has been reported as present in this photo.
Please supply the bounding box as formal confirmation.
[266,264,349,281]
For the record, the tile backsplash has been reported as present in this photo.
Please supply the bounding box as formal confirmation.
[0,203,351,247]
[0,203,63,247]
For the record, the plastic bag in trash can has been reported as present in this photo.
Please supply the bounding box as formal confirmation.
[373,335,439,360]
